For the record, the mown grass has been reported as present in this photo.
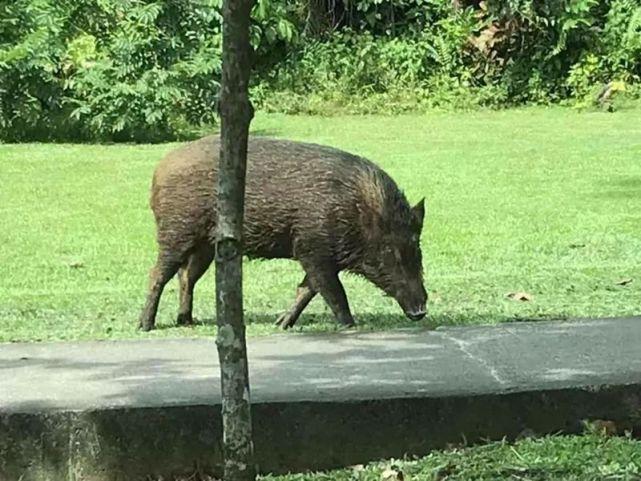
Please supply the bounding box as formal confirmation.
[1,107,641,342]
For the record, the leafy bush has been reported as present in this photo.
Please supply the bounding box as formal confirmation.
[1,0,640,141]
[257,0,641,113]
[0,0,295,141]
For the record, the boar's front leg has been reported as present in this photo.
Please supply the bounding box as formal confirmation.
[302,261,355,328]
[276,274,317,330]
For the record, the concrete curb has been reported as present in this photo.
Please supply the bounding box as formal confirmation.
[1,317,640,480]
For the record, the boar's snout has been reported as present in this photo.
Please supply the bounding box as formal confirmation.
[406,308,427,321]
[398,283,428,321]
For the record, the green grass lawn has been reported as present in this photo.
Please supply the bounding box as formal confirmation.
[1,107,641,342]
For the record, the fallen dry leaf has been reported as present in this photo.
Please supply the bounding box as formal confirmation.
[471,24,500,54]
[615,278,633,286]
[506,291,533,302]
[381,466,405,481]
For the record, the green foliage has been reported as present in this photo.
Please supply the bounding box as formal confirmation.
[564,0,641,107]
[0,0,295,141]
[602,0,641,74]
[257,0,641,113]
[1,0,640,140]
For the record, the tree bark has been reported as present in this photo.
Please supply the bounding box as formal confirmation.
[215,0,255,480]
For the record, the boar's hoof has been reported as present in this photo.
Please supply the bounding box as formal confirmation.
[138,321,155,332]
[337,321,356,330]
[275,312,297,330]
[176,312,194,326]
[337,314,356,329]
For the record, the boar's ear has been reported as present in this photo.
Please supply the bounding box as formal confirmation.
[411,198,426,231]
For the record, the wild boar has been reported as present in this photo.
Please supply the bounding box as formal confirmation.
[139,136,427,331]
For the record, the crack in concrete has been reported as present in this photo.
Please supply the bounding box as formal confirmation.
[438,332,508,387]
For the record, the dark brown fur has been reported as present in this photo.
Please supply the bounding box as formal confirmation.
[139,136,427,331]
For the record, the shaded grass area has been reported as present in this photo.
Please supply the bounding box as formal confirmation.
[265,435,641,481]
[173,434,641,481]
[1,108,641,342]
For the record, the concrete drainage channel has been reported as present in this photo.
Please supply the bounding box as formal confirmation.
[1,317,641,481]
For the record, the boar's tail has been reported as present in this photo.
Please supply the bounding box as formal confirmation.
[149,173,160,213]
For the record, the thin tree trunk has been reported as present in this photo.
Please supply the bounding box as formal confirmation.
[305,0,325,37]
[215,0,255,480]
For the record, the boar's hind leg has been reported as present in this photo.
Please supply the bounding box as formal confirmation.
[303,262,355,328]
[177,244,215,326]
[276,275,317,330]
[139,253,182,332]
